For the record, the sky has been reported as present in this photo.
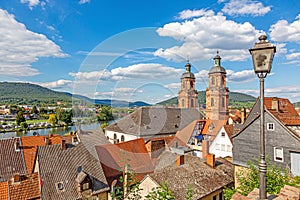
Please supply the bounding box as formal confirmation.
[1,0,300,104]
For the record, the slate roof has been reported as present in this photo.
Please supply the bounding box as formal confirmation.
[9,172,40,200]
[106,107,203,140]
[21,134,70,174]
[77,129,110,160]
[0,138,26,181]
[234,97,300,139]
[148,154,234,199]
[0,181,8,200]
[37,143,109,199]
[96,138,154,186]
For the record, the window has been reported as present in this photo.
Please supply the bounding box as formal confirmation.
[221,132,225,137]
[182,81,185,89]
[274,147,283,162]
[267,123,275,131]
[213,195,217,200]
[121,135,125,142]
[211,98,214,107]
[191,99,194,108]
[83,182,89,190]
[113,134,117,144]
[219,191,224,200]
[182,99,185,107]
[56,182,64,191]
[215,144,220,150]
[212,77,215,85]
[221,144,225,151]
[222,97,225,107]
[227,145,231,152]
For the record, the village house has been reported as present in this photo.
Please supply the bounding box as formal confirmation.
[233,97,300,176]
[176,119,233,158]
[36,141,110,199]
[138,152,234,200]
[105,107,203,144]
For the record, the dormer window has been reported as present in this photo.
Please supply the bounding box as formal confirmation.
[14,141,20,152]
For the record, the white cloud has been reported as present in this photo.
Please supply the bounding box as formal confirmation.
[164,83,181,89]
[20,0,40,9]
[286,52,300,60]
[37,79,73,89]
[227,69,256,83]
[177,9,214,20]
[222,0,271,16]
[155,10,263,62]
[79,0,90,5]
[0,9,67,77]
[111,63,183,80]
[270,15,300,43]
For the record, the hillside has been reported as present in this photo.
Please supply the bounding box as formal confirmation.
[157,91,256,107]
[0,82,73,105]
[0,82,151,107]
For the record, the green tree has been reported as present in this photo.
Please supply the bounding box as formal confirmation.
[98,106,114,121]
[31,105,39,114]
[145,182,175,200]
[224,159,299,200]
[48,114,57,125]
[100,122,108,131]
[20,122,28,130]
[16,111,25,125]
[185,185,194,200]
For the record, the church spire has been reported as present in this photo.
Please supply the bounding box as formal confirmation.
[214,51,221,67]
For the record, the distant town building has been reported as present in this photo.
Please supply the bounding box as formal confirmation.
[206,52,229,120]
[178,61,198,108]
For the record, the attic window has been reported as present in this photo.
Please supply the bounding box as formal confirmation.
[221,132,225,137]
[267,123,275,131]
[56,182,64,191]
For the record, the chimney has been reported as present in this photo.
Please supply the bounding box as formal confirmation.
[14,141,21,152]
[13,173,21,183]
[206,154,215,168]
[272,97,279,112]
[241,107,246,124]
[61,139,66,150]
[202,140,209,158]
[176,155,184,166]
[72,136,78,144]
[45,137,49,145]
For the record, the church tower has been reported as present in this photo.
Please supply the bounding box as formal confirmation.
[206,52,229,120]
[178,61,198,108]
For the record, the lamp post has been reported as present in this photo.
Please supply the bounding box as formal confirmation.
[249,35,276,200]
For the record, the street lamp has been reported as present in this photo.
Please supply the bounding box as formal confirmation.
[249,35,276,200]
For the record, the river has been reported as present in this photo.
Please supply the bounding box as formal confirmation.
[0,122,102,139]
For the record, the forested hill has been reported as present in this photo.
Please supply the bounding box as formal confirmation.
[0,82,73,105]
[157,91,256,107]
[0,82,151,107]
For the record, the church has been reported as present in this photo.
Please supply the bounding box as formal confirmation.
[178,51,229,120]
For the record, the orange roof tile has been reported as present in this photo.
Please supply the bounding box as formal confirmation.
[264,97,300,126]
[96,138,154,185]
[21,134,72,173]
[0,181,8,200]
[9,172,40,200]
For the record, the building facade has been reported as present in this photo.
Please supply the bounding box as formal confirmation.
[178,61,198,108]
[206,52,229,120]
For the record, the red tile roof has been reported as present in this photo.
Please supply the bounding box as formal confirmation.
[0,181,8,200]
[21,134,74,174]
[9,172,40,200]
[264,97,300,126]
[96,138,154,185]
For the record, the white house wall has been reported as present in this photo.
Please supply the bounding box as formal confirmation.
[105,130,138,144]
[209,127,232,158]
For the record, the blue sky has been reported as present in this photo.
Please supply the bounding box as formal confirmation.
[1,0,300,104]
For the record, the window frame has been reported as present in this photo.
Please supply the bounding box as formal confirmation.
[267,123,275,131]
[274,147,284,162]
